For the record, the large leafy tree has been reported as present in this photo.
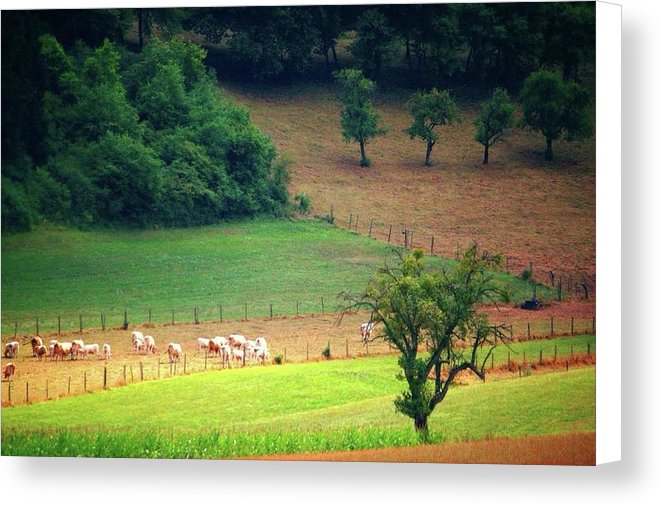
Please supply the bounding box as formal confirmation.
[519,69,592,160]
[349,8,399,81]
[334,69,387,168]
[341,247,510,438]
[406,88,459,166]
[473,88,515,164]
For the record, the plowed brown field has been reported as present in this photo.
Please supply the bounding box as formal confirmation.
[254,431,596,465]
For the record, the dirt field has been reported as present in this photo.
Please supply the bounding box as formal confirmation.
[1,301,594,406]
[254,431,596,465]
[220,80,595,285]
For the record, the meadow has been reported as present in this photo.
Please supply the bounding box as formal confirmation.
[1,219,552,336]
[1,354,595,459]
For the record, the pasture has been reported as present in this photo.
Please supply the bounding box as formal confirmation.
[1,353,595,459]
[1,219,553,336]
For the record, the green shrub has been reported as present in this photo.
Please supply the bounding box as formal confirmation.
[274,354,284,365]
[294,193,311,215]
[321,341,331,359]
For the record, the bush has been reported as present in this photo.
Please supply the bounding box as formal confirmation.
[294,193,311,216]
[321,341,331,360]
[520,268,532,282]
[274,354,284,365]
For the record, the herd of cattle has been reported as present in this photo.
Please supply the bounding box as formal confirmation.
[2,321,374,382]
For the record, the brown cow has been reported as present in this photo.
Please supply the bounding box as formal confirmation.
[35,345,47,361]
[3,362,15,380]
[31,336,43,356]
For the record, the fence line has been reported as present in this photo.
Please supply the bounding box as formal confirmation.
[1,331,595,407]
[324,205,596,300]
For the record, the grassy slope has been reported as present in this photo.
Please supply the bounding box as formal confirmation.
[2,352,595,458]
[1,219,550,335]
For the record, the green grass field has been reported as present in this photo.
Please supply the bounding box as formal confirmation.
[1,353,594,458]
[1,219,551,335]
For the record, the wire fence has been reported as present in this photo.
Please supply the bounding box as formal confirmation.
[2,315,596,407]
[322,204,596,301]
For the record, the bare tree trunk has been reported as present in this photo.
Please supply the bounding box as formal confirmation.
[424,141,433,166]
[414,413,429,437]
[331,43,338,66]
[545,137,553,160]
[483,143,489,164]
[359,141,368,167]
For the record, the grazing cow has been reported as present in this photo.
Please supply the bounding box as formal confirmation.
[49,340,58,360]
[31,336,43,356]
[197,337,210,353]
[219,343,231,368]
[3,362,15,381]
[35,345,47,361]
[71,339,85,360]
[208,339,221,357]
[131,331,144,344]
[244,340,257,365]
[4,341,19,359]
[102,343,112,360]
[167,343,182,363]
[231,348,244,366]
[360,322,375,344]
[53,342,72,361]
[143,335,156,354]
[228,334,246,349]
[254,346,270,365]
[80,343,99,359]
[255,336,268,350]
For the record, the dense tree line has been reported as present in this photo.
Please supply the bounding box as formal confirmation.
[2,4,595,232]
[2,11,289,233]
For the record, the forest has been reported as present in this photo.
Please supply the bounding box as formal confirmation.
[1,3,595,232]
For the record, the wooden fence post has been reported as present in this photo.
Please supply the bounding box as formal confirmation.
[523,351,526,365]
[46,380,49,400]
[284,347,287,363]
[270,304,273,320]
[220,305,223,323]
[306,342,309,361]
[14,321,18,338]
[554,345,558,362]
[84,371,87,392]
[36,317,39,337]
[507,351,511,368]
[130,365,134,382]
[104,366,107,389]
[539,349,543,364]
[505,256,509,273]
[101,313,105,331]
[123,309,128,330]
[330,204,334,224]
[571,316,574,336]
[123,365,127,384]
[149,308,152,323]
[140,362,144,381]
[58,316,61,335]
[388,224,392,243]
[527,322,531,339]
[349,214,353,229]
[68,376,72,395]
[430,235,435,255]
[8,381,11,404]
[172,308,175,325]
[592,316,596,335]
[26,381,29,403]
[355,214,359,232]
[587,342,591,356]
[244,302,248,321]
[321,297,325,314]
[79,314,83,333]
[368,218,373,238]
[491,352,494,370]
[296,301,300,317]
[550,316,554,336]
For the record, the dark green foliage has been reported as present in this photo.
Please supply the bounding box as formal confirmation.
[474,88,515,164]
[334,69,387,168]
[407,89,459,166]
[322,341,331,359]
[341,247,510,437]
[349,9,399,81]
[294,193,312,216]
[519,69,592,160]
[2,34,289,231]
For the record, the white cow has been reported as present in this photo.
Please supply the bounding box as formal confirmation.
[360,322,375,344]
[231,348,244,366]
[80,343,99,359]
[197,337,210,353]
[49,340,58,360]
[4,341,19,359]
[132,331,145,352]
[228,334,246,349]
[254,346,270,364]
[168,342,182,363]
[143,335,156,354]
[219,343,231,368]
[244,339,257,364]
[71,339,85,360]
[102,343,112,360]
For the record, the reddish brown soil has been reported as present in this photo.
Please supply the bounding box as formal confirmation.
[253,431,596,466]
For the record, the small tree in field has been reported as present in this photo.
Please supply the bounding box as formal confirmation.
[519,69,592,160]
[473,88,515,164]
[334,69,387,167]
[340,247,511,439]
[406,88,459,166]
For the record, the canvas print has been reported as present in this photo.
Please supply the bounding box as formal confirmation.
[1,2,597,465]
